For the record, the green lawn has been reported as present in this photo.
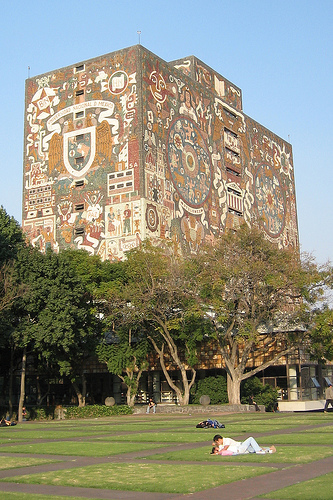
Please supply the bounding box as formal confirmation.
[96,430,216,442]
[0,412,332,497]
[145,444,333,463]
[0,437,28,444]
[0,441,164,457]
[260,471,333,499]
[0,456,60,470]
[261,432,333,445]
[0,494,105,500]
[0,462,276,494]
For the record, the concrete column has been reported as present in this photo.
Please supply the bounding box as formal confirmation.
[310,366,317,400]
[288,365,298,400]
[153,371,161,403]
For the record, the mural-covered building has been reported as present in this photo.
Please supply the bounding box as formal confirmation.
[22,46,318,406]
[23,45,298,259]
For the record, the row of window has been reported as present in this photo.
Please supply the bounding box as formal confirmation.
[29,198,52,205]
[29,186,51,194]
[109,170,133,179]
[109,181,133,190]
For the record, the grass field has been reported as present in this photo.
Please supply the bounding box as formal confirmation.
[0,410,332,498]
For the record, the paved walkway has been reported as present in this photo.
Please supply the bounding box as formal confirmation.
[0,416,332,499]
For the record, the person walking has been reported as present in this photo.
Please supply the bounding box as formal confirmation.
[324,383,333,413]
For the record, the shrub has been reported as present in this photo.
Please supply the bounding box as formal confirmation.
[27,407,55,420]
[191,375,228,405]
[241,377,278,412]
[64,404,133,419]
[19,404,132,421]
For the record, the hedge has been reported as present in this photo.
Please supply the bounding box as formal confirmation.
[6,404,133,421]
[64,404,133,419]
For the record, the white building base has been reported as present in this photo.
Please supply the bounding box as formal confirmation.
[279,400,326,412]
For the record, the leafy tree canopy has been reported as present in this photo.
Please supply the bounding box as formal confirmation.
[191,224,332,404]
[308,306,333,363]
[0,207,25,265]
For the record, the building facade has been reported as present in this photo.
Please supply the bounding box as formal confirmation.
[23,45,298,259]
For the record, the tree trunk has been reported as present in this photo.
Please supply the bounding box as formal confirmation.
[178,366,196,405]
[72,373,86,407]
[127,390,136,407]
[123,368,144,407]
[227,371,241,405]
[148,336,193,405]
[124,380,134,407]
[8,344,14,418]
[18,346,27,423]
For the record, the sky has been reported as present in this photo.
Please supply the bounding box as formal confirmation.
[0,0,332,264]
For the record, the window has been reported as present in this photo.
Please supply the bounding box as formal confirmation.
[228,208,242,217]
[226,167,241,177]
[225,147,239,158]
[224,132,240,154]
[74,227,85,236]
[75,64,85,73]
[227,186,241,196]
[224,128,237,139]
[223,107,237,119]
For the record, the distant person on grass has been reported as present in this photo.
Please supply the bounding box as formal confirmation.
[0,417,17,427]
[249,394,260,411]
[212,434,276,455]
[324,383,333,413]
[146,397,156,414]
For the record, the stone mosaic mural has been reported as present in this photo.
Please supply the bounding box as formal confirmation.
[23,45,298,259]
[23,47,140,260]
[141,49,298,254]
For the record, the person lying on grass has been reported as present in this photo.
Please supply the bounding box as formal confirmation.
[0,417,17,427]
[211,446,235,455]
[212,434,276,455]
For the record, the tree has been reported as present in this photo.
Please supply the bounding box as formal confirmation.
[97,328,149,407]
[0,262,28,337]
[13,247,101,408]
[308,306,333,363]
[0,206,25,265]
[191,375,228,405]
[192,225,330,405]
[123,241,206,405]
[0,207,27,350]
[96,262,150,407]
[0,208,28,420]
[241,377,278,412]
